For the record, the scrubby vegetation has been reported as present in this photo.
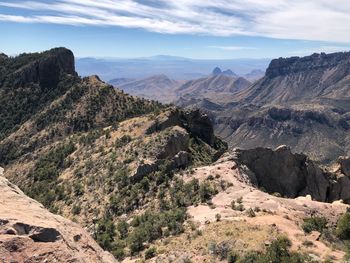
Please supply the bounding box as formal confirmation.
[234,237,318,263]
[25,141,76,210]
[336,209,350,240]
[302,216,328,234]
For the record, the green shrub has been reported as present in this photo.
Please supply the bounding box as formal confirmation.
[227,251,239,263]
[302,217,328,234]
[145,247,156,259]
[336,211,350,240]
[71,204,81,215]
[117,220,129,239]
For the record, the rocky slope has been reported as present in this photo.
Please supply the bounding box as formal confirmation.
[0,167,116,263]
[125,146,350,262]
[199,52,350,164]
[0,48,227,261]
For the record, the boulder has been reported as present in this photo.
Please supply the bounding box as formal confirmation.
[231,146,350,204]
[157,126,190,159]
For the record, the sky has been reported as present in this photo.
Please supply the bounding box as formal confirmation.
[1,0,350,59]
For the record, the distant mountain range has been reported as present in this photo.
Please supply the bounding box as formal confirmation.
[109,51,350,164]
[207,52,350,164]
[76,55,269,80]
[109,68,253,105]
[110,74,182,103]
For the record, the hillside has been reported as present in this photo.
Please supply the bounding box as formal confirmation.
[0,48,227,261]
[199,52,350,164]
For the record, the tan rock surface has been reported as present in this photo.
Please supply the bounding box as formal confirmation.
[0,167,117,263]
[183,157,348,262]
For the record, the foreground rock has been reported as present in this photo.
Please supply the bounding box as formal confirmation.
[0,168,116,263]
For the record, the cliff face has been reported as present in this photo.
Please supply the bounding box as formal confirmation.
[237,51,350,106]
[231,146,350,203]
[0,48,80,140]
[265,52,350,79]
[14,48,76,88]
[0,168,116,263]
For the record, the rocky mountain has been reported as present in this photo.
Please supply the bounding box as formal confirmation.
[110,74,182,103]
[235,52,350,105]
[201,52,350,164]
[175,74,251,106]
[212,67,238,77]
[0,167,116,263]
[0,48,227,261]
[3,47,350,263]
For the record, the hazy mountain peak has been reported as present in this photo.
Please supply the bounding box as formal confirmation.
[212,67,222,75]
[212,67,238,77]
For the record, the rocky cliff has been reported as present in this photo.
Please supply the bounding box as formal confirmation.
[231,146,350,203]
[0,167,116,263]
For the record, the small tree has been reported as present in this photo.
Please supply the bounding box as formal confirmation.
[117,220,129,239]
[336,212,350,240]
[145,247,156,259]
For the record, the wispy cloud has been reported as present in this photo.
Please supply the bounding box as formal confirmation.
[0,0,350,43]
[208,46,257,51]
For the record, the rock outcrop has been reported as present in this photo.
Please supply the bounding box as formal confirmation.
[14,47,76,88]
[147,108,217,147]
[0,167,116,263]
[231,146,350,203]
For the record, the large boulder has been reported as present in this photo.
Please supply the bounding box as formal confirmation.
[231,146,350,203]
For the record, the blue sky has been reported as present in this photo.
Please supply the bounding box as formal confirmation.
[1,0,350,59]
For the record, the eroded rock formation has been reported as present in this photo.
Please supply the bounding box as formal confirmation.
[231,146,350,203]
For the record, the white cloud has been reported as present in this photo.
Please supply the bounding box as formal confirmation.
[208,46,257,51]
[0,0,349,42]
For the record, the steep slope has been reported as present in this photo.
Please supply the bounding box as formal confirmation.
[111,74,181,103]
[0,167,116,263]
[235,52,350,105]
[0,48,227,261]
[210,52,350,164]
[0,48,77,140]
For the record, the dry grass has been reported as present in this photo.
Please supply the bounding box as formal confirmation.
[154,220,277,262]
